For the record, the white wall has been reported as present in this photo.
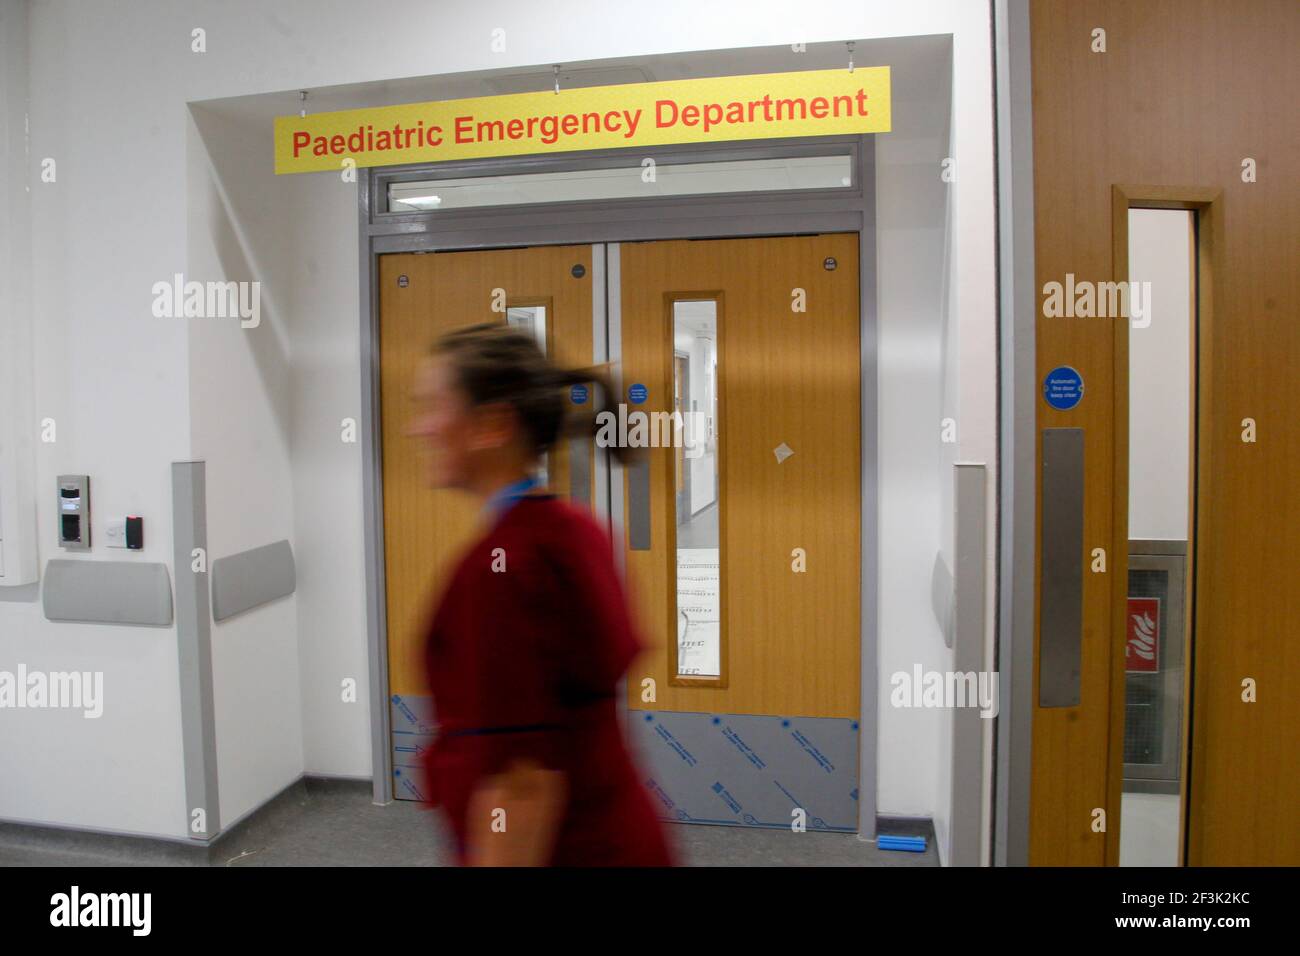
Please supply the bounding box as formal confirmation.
[278,159,371,778]
[0,0,39,588]
[1,0,193,837]
[0,0,998,855]
[187,106,305,826]
[873,39,956,858]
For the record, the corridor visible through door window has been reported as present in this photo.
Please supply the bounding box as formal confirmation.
[672,300,720,678]
[1119,208,1196,867]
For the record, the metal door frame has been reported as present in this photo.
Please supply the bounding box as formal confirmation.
[358,134,881,839]
[993,0,1037,867]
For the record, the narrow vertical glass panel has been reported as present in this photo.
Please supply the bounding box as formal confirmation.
[1119,208,1194,867]
[672,300,719,678]
[506,305,547,350]
[507,305,549,487]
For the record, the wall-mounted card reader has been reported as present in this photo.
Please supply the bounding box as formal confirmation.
[57,475,90,550]
[106,515,144,550]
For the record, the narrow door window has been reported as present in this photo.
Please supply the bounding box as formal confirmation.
[672,300,720,679]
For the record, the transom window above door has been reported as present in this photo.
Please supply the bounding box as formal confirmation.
[385,154,853,212]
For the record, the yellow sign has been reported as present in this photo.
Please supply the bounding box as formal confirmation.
[275,67,890,174]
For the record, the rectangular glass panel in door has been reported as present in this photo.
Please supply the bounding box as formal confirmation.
[1119,208,1195,866]
[507,304,551,488]
[672,301,719,678]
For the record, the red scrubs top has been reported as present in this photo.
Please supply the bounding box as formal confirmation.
[419,493,674,866]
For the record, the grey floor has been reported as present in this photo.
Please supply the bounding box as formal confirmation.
[0,778,938,867]
[1118,790,1180,867]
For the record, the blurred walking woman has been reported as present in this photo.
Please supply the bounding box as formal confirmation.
[411,323,675,867]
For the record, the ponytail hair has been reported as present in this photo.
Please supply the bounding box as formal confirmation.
[431,323,638,465]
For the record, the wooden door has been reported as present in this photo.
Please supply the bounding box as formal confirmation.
[1027,0,1300,864]
[378,245,594,797]
[618,234,861,718]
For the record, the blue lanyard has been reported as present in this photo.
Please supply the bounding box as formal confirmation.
[484,474,540,520]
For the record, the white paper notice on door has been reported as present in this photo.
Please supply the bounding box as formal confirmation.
[676,548,720,677]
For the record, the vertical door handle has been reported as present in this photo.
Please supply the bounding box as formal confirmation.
[627,456,651,551]
[1039,427,1084,707]
[568,435,592,507]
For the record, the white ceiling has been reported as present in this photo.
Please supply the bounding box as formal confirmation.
[193,35,952,129]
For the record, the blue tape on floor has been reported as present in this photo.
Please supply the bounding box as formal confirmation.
[878,834,927,852]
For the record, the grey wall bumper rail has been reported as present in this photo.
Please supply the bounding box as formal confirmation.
[950,463,988,867]
[42,559,173,626]
[931,551,955,648]
[210,539,296,622]
[173,460,220,840]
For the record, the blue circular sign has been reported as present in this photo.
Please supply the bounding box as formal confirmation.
[570,383,589,405]
[628,383,648,404]
[1043,366,1084,410]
